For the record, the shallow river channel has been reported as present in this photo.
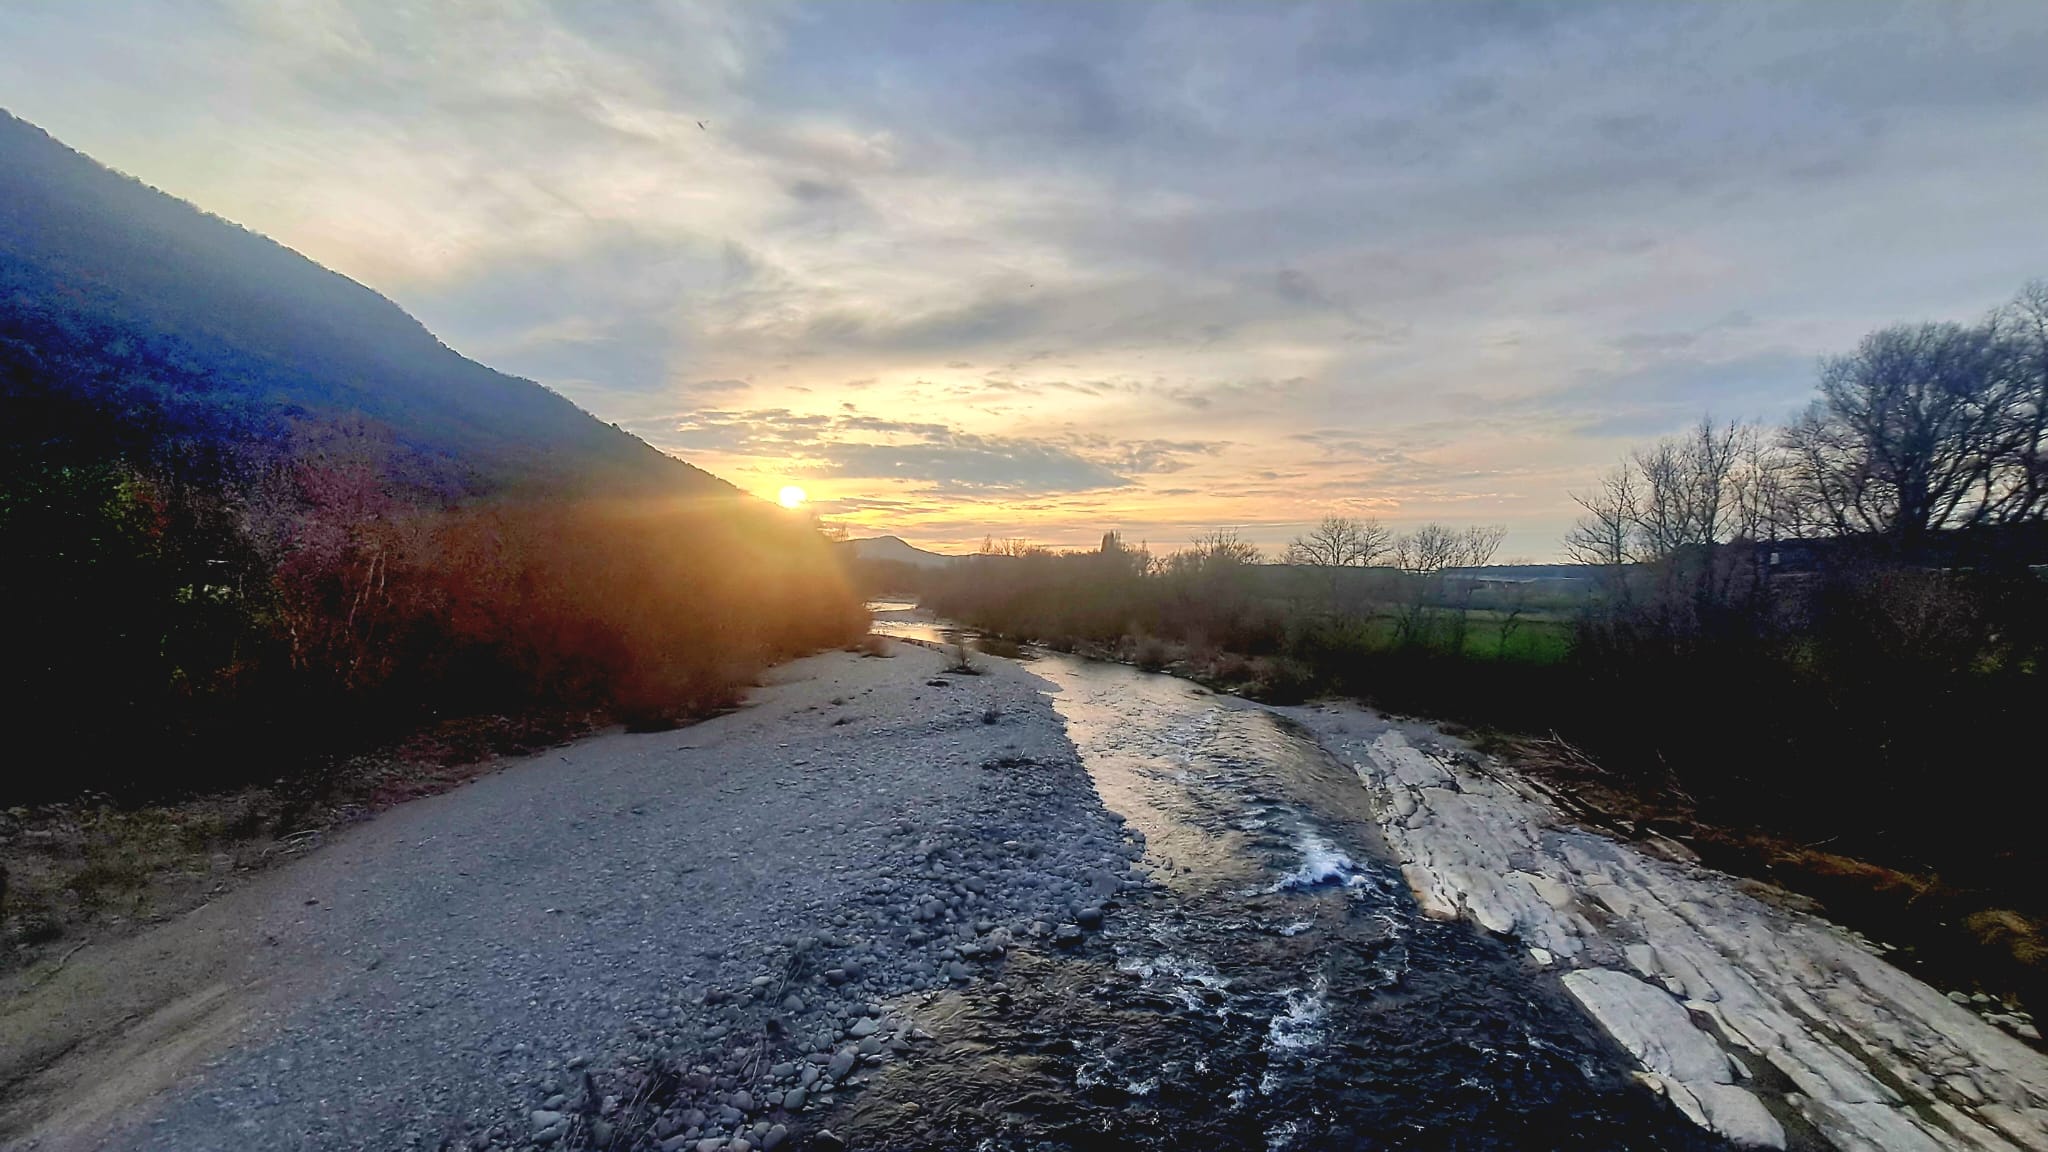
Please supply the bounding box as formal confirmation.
[856,614,1738,1150]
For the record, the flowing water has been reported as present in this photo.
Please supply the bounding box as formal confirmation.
[855,616,1727,1149]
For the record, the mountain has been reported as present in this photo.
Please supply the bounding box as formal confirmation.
[0,110,725,498]
[844,535,960,568]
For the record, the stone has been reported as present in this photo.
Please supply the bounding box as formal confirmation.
[1055,924,1084,946]
[530,1110,564,1134]
[848,1017,880,1038]
[732,1090,755,1113]
[1076,906,1104,929]
[782,1087,807,1111]
[814,1131,847,1151]
[763,1123,789,1150]
[828,1047,858,1080]
[1562,969,1783,1148]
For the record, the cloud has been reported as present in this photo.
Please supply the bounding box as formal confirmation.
[660,408,1228,494]
[7,1,2048,557]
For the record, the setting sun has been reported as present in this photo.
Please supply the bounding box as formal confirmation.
[777,485,807,509]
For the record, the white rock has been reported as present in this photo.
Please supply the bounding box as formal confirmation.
[1561,969,1732,1086]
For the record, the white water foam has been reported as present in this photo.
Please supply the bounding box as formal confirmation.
[1262,975,1331,1068]
[1270,832,1369,892]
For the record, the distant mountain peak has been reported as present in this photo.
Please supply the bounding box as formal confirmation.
[843,535,959,568]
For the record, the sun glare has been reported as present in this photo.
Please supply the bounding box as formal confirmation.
[777,485,808,508]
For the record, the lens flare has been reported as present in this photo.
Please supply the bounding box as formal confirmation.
[778,485,807,508]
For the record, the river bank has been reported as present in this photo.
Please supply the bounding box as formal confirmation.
[0,640,1140,1150]
[1286,703,2048,1151]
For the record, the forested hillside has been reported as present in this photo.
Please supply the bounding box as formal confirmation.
[0,112,859,804]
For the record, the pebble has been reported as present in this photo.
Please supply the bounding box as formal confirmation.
[828,1048,858,1080]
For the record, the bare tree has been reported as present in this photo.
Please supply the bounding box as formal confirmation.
[1565,464,1640,568]
[1393,522,1505,573]
[1388,522,1506,646]
[1283,515,1391,568]
[1992,280,2048,523]
[1187,528,1261,567]
[1784,321,2012,546]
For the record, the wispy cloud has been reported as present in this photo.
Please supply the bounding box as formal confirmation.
[6,1,2047,555]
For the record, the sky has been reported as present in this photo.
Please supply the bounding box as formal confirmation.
[5,1,2047,559]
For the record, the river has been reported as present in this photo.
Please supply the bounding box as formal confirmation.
[858,608,1742,1149]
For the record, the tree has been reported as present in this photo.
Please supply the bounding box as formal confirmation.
[1284,515,1391,568]
[1784,321,2013,547]
[1186,528,1261,568]
[1565,464,1639,569]
[1392,523,1505,574]
[1563,417,1787,623]
[1992,280,2048,523]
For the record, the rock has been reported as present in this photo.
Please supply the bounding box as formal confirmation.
[530,1110,564,1134]
[1562,969,1782,1147]
[828,1047,858,1080]
[732,1090,755,1113]
[814,1131,847,1151]
[1055,924,1084,947]
[587,1119,613,1147]
[782,1087,807,1111]
[763,1123,789,1150]
[780,994,805,1012]
[1076,906,1104,929]
[769,1062,796,1080]
[1948,991,1974,1005]
[848,1017,880,1038]
[1563,969,1732,1085]
[696,1139,725,1152]
[1693,1083,1786,1149]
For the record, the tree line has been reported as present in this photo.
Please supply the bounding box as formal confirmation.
[1,339,865,804]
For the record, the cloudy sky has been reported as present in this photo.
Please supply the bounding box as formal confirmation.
[5,1,2047,557]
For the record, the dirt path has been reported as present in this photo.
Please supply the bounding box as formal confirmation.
[0,640,1134,1151]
